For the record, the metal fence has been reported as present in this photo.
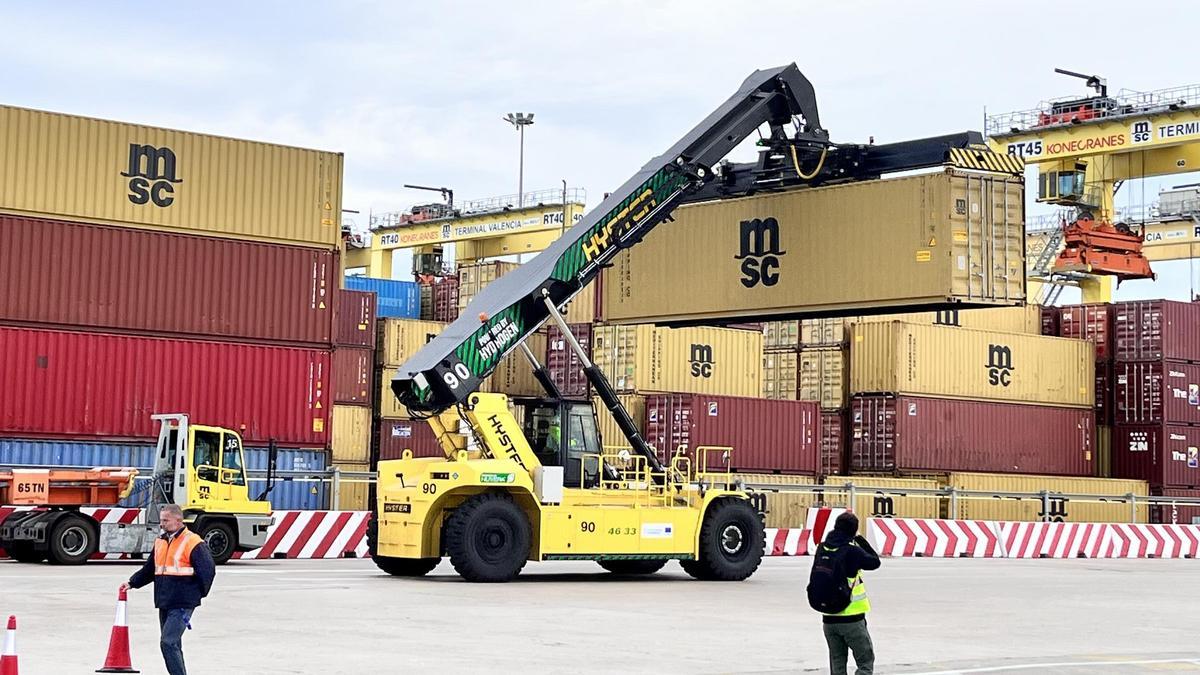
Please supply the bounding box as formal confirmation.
[741,481,1200,525]
[986,83,1200,136]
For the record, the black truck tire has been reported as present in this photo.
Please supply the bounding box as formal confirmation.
[680,498,765,581]
[597,559,668,575]
[444,493,531,583]
[197,521,237,565]
[46,514,98,565]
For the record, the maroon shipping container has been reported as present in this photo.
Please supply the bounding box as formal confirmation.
[1112,424,1200,488]
[820,410,845,476]
[0,326,330,446]
[432,277,460,323]
[1095,361,1113,425]
[643,394,819,474]
[378,418,443,460]
[1040,306,1059,336]
[1151,488,1200,525]
[850,395,1094,476]
[545,323,592,400]
[1113,300,1200,362]
[333,347,373,406]
[1113,361,1200,425]
[0,214,334,345]
[335,290,376,347]
[1057,304,1113,360]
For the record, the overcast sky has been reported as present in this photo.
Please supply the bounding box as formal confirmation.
[4,1,1199,298]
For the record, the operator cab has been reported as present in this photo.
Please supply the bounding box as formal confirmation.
[152,413,262,512]
[516,398,605,488]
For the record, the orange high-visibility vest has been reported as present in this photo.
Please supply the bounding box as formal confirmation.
[154,529,203,577]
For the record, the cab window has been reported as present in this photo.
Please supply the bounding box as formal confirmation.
[193,430,221,482]
[221,434,246,486]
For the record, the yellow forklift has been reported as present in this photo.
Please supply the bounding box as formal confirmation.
[0,414,274,565]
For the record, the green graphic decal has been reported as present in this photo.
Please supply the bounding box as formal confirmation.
[453,305,526,378]
[551,168,689,283]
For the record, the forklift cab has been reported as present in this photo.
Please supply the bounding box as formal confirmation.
[518,399,604,488]
[152,414,270,516]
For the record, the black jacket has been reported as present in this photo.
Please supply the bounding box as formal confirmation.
[818,529,881,623]
[128,529,216,610]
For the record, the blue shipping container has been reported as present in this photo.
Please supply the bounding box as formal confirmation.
[343,276,420,319]
[0,439,329,511]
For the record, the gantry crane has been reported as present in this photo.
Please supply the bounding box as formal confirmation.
[988,68,1200,302]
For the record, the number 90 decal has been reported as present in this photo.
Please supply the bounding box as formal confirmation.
[442,363,473,389]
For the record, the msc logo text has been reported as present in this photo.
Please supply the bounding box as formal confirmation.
[121,143,183,207]
[986,344,1014,387]
[689,343,714,378]
[735,217,785,288]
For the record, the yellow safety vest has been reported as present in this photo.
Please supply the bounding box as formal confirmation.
[825,571,870,617]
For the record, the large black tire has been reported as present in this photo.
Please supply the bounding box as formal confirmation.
[46,514,98,565]
[374,556,441,576]
[197,521,237,565]
[680,499,764,581]
[597,559,668,575]
[444,493,531,583]
[7,542,46,564]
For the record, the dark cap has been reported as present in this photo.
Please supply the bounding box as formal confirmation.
[834,511,859,534]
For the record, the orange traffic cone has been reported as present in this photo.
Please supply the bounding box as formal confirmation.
[96,589,139,673]
[0,616,16,675]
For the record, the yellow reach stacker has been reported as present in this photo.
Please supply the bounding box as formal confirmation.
[370,63,1023,582]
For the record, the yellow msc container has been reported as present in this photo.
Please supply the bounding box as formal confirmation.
[0,105,342,248]
[827,476,943,521]
[762,351,799,400]
[764,321,801,350]
[331,405,372,464]
[850,322,1094,407]
[798,347,847,409]
[481,331,548,398]
[594,394,647,449]
[800,318,845,347]
[456,261,520,311]
[733,473,819,529]
[800,306,1044,348]
[377,319,448,367]
[599,169,1025,324]
[592,325,762,396]
[943,472,1148,523]
[332,461,372,510]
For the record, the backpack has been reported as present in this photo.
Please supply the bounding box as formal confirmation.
[807,542,852,613]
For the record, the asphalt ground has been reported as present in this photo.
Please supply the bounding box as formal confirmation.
[1,556,1197,674]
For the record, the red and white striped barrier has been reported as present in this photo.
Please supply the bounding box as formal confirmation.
[0,508,371,561]
[1000,521,1110,559]
[234,510,370,560]
[869,518,1003,558]
[1101,523,1200,559]
[764,528,811,556]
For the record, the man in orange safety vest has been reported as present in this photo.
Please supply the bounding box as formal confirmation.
[121,504,216,675]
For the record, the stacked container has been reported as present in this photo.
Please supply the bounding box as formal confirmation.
[761,306,1046,477]
[1110,300,1200,490]
[329,289,378,508]
[643,394,819,474]
[1042,303,1114,476]
[0,104,344,509]
[849,321,1096,476]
